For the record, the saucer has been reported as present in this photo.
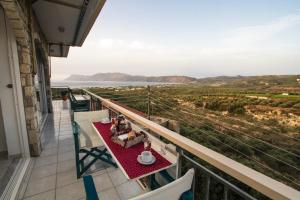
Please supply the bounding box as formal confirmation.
[137,155,156,165]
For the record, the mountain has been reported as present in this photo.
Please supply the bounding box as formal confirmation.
[197,75,300,87]
[65,73,300,86]
[65,73,197,83]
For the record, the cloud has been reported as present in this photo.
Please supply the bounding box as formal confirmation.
[198,12,300,56]
[96,38,126,48]
[93,38,169,54]
[83,12,300,59]
[224,13,300,45]
[51,12,300,79]
[99,38,114,47]
[128,41,145,49]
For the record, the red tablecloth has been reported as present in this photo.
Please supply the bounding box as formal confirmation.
[93,122,172,179]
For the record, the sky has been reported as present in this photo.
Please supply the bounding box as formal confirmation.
[51,0,300,80]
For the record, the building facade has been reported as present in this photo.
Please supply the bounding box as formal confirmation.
[1,0,51,157]
[0,0,105,199]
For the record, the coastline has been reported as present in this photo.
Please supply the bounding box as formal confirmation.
[51,80,179,88]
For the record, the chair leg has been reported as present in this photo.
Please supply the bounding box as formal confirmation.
[74,137,81,178]
[150,174,160,190]
[159,170,175,183]
[80,158,98,176]
[81,148,117,168]
[75,157,81,179]
[76,147,118,178]
[94,148,112,159]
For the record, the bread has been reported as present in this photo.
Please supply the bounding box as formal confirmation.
[128,131,136,140]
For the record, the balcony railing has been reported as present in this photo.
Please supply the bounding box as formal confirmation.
[55,87,300,200]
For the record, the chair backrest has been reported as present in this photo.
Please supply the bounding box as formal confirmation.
[74,110,109,122]
[68,89,78,104]
[74,110,109,148]
[130,169,194,200]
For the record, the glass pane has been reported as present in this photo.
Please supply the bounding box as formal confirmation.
[0,103,21,196]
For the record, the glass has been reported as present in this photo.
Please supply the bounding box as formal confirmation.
[160,144,166,155]
[111,117,116,125]
[144,138,151,151]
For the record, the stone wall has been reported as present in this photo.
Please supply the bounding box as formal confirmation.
[0,0,51,156]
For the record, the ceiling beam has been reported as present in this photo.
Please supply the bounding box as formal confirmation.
[72,0,88,45]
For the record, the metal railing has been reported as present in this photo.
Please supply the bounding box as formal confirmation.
[181,152,256,200]
[89,94,256,199]
[53,87,300,200]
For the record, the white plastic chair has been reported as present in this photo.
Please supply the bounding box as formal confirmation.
[130,168,194,200]
[84,168,194,200]
[73,110,117,178]
[74,110,109,148]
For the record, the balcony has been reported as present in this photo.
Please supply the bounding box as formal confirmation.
[18,100,146,200]
[17,88,300,200]
[1,0,298,199]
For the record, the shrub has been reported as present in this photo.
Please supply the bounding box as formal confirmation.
[228,102,246,115]
[205,99,221,111]
[279,101,297,108]
[235,143,254,156]
[194,99,203,107]
[293,103,300,109]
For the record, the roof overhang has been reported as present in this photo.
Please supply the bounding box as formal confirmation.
[49,44,70,57]
[32,0,106,57]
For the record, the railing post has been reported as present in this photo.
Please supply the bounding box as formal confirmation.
[90,97,94,111]
[192,169,196,200]
[96,99,101,110]
[176,147,183,179]
[147,85,151,120]
[205,175,211,200]
[88,94,92,111]
[224,185,228,200]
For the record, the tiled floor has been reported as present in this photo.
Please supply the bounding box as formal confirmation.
[20,101,145,200]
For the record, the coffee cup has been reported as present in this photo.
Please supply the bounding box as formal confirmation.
[141,151,152,163]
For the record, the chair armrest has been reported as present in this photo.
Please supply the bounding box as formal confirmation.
[130,169,194,200]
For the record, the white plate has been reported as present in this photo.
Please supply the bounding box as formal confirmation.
[137,155,156,165]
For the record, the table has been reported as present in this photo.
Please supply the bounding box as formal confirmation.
[74,94,90,101]
[92,122,178,180]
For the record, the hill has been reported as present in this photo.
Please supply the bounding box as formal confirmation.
[197,75,300,87]
[65,72,197,83]
[65,73,300,86]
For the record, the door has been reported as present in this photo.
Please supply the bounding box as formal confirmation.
[0,103,7,154]
[35,49,48,123]
[0,6,31,200]
[0,8,22,156]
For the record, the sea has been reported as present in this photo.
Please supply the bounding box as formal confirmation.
[51,81,173,88]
